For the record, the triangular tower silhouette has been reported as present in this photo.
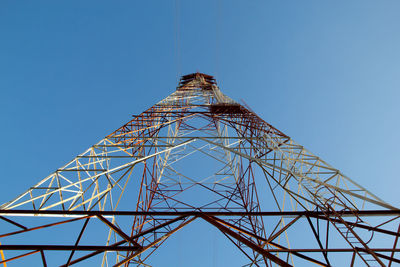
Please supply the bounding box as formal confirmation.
[0,73,399,266]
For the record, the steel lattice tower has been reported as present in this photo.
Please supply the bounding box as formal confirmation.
[0,73,399,266]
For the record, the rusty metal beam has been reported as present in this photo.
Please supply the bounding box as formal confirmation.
[1,209,399,217]
[96,215,142,248]
[61,216,187,266]
[65,218,90,266]
[200,214,292,267]
[0,245,139,251]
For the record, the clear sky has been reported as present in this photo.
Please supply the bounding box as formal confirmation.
[1,1,400,266]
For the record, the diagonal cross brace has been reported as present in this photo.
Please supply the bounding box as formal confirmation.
[199,214,292,267]
[96,215,143,249]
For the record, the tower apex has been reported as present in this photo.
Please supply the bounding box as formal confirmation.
[178,72,216,90]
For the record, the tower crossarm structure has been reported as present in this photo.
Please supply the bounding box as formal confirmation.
[0,72,399,266]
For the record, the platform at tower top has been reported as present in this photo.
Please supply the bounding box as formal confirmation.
[178,72,217,90]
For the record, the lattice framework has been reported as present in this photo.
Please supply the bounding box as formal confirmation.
[0,73,399,266]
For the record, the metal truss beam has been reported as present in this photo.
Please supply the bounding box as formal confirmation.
[1,72,398,266]
[1,209,399,217]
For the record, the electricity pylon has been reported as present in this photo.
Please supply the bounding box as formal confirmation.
[0,72,399,266]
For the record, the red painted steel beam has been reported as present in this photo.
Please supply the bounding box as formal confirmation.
[0,245,139,251]
[260,248,400,252]
[309,214,400,237]
[1,209,399,216]
[96,215,142,249]
[60,216,188,266]
[66,218,90,266]
[212,216,328,266]
[200,214,292,267]
[1,245,398,253]
[0,250,40,265]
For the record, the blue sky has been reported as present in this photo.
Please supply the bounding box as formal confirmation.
[1,1,400,266]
